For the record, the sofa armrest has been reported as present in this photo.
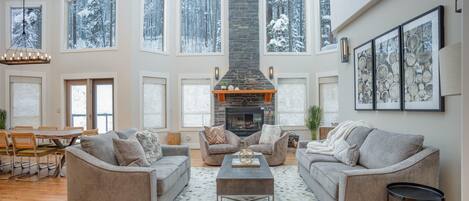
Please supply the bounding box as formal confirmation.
[66,146,157,201]
[162,145,190,157]
[225,130,241,147]
[338,147,440,201]
[244,131,261,146]
[199,131,210,155]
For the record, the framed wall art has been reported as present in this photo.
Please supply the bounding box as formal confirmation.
[402,6,444,111]
[354,40,374,111]
[373,27,402,110]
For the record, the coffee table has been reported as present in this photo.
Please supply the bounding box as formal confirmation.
[216,154,274,201]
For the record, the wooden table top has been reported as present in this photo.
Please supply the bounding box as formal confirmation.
[217,155,273,180]
[4,129,83,139]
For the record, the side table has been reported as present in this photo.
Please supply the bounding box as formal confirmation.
[167,132,181,145]
[387,182,444,201]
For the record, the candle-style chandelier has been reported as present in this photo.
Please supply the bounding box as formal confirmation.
[0,0,51,65]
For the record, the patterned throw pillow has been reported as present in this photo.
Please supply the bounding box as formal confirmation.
[259,124,282,144]
[204,125,226,145]
[135,130,163,164]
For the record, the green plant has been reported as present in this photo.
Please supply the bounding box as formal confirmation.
[0,109,6,130]
[306,106,322,140]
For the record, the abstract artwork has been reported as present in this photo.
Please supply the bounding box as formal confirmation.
[354,41,374,110]
[402,6,444,111]
[373,27,402,110]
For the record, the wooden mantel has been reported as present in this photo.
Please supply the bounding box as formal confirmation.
[212,89,277,103]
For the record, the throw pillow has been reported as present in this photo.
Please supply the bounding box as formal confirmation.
[113,137,150,167]
[116,128,138,139]
[333,140,360,166]
[81,131,119,165]
[135,130,163,164]
[259,124,282,144]
[204,125,226,145]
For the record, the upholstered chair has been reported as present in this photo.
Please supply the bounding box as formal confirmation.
[199,130,241,166]
[243,130,291,166]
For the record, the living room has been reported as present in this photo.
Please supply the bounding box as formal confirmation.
[0,0,468,200]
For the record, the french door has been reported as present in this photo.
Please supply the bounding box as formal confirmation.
[66,79,114,133]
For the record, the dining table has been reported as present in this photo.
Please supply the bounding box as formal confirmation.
[6,129,83,177]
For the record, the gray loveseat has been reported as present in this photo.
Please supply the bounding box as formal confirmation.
[296,127,440,201]
[66,133,191,201]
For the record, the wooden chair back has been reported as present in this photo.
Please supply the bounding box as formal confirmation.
[65,127,84,131]
[82,129,99,136]
[0,131,9,149]
[14,126,34,131]
[38,126,58,131]
[11,132,37,150]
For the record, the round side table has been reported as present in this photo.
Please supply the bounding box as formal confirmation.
[387,182,445,201]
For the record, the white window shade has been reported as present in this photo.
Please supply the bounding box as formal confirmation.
[181,78,211,127]
[319,76,339,124]
[10,76,42,128]
[143,77,167,129]
[277,78,307,126]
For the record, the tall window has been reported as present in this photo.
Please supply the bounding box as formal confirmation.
[181,78,211,127]
[266,0,306,53]
[10,5,42,49]
[143,77,167,129]
[317,0,337,52]
[277,77,307,126]
[142,0,165,52]
[66,0,116,50]
[9,76,43,128]
[319,76,338,124]
[180,0,222,54]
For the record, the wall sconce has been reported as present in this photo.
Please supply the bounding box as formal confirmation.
[214,66,220,80]
[269,66,274,80]
[340,37,350,63]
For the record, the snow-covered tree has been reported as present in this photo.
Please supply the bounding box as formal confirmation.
[319,0,337,50]
[11,6,42,49]
[143,0,165,51]
[266,0,306,53]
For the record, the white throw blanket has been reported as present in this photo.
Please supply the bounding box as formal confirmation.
[306,120,371,155]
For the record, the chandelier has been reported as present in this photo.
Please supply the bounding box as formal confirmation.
[0,0,51,65]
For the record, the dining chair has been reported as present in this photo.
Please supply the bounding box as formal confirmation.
[11,132,58,180]
[14,126,34,131]
[0,131,14,179]
[82,129,99,136]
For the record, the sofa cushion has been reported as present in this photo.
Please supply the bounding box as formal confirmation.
[345,127,374,148]
[208,144,238,155]
[136,130,163,164]
[309,162,366,199]
[296,148,338,171]
[116,128,138,139]
[81,131,119,165]
[113,137,150,167]
[359,129,424,169]
[259,124,282,144]
[249,144,273,155]
[204,125,226,145]
[333,140,360,166]
[151,156,189,196]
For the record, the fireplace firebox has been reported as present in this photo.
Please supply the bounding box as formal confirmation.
[225,107,264,137]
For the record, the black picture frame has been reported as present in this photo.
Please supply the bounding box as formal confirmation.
[354,40,375,111]
[401,6,445,112]
[372,27,403,111]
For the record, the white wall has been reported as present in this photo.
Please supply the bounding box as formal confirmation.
[461,0,469,199]
[336,0,462,200]
[330,0,380,32]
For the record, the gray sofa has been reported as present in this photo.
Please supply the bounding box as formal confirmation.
[244,130,291,166]
[296,127,440,201]
[66,143,190,201]
[199,130,241,166]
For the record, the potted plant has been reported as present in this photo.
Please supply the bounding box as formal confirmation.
[0,109,6,130]
[219,81,228,90]
[306,106,322,141]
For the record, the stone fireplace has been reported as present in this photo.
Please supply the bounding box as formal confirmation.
[213,0,275,136]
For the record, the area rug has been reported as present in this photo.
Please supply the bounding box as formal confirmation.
[175,165,317,201]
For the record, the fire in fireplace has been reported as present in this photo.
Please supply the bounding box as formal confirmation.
[225,107,264,137]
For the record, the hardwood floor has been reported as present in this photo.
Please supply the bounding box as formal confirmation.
[0,149,298,201]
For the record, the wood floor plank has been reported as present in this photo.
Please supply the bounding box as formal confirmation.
[0,149,298,201]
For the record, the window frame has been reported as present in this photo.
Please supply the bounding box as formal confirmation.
[176,0,226,56]
[275,73,310,129]
[5,1,46,51]
[314,0,338,55]
[139,71,170,131]
[178,74,214,131]
[60,0,119,53]
[5,70,47,129]
[315,71,339,125]
[140,0,168,55]
[261,0,312,56]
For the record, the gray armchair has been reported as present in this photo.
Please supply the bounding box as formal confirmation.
[244,131,291,166]
[199,130,241,166]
